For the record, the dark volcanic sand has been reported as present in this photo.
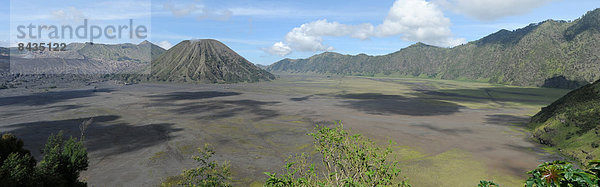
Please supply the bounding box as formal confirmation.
[0,76,564,186]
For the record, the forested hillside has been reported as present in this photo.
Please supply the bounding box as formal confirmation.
[268,9,600,88]
[529,79,600,165]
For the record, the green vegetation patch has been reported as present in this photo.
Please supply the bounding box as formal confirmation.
[397,148,522,187]
[149,151,168,164]
[529,79,600,165]
[175,142,197,156]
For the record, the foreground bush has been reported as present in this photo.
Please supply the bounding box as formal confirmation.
[265,122,410,186]
[162,144,231,187]
[481,160,600,187]
[0,131,88,186]
[523,160,600,187]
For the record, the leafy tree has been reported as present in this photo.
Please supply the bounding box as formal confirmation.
[0,134,34,163]
[0,131,89,186]
[264,153,317,186]
[164,144,232,187]
[589,160,600,186]
[37,131,88,186]
[265,122,411,187]
[0,134,38,186]
[524,160,598,187]
[0,153,38,186]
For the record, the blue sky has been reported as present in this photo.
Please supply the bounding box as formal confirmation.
[1,0,598,65]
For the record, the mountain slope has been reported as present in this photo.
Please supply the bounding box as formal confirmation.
[0,47,7,56]
[6,41,166,74]
[529,79,600,165]
[68,40,166,62]
[151,39,275,83]
[269,8,600,88]
[255,64,268,70]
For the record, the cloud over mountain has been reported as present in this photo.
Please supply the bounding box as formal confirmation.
[157,40,173,50]
[435,0,554,21]
[262,42,292,56]
[265,0,465,56]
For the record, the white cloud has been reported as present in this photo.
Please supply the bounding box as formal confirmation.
[435,0,554,21]
[164,1,232,21]
[1,41,20,48]
[51,7,87,22]
[10,0,151,22]
[157,40,173,50]
[263,42,292,56]
[196,8,232,21]
[266,0,465,56]
[229,7,292,17]
[0,40,9,48]
[376,0,465,47]
[281,19,372,52]
[164,2,200,17]
[228,7,382,20]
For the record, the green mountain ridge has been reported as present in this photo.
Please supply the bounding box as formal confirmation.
[268,8,600,89]
[150,39,275,83]
[529,79,600,165]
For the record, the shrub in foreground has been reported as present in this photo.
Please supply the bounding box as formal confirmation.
[265,122,411,186]
[477,180,498,187]
[525,160,600,187]
[162,144,231,187]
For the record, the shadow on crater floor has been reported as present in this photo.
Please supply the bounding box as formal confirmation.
[146,91,241,101]
[0,88,113,106]
[1,115,182,159]
[485,114,530,126]
[146,91,280,121]
[410,123,473,136]
[336,93,462,116]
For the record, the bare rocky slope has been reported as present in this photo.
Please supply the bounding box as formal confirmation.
[150,39,275,83]
[0,41,166,89]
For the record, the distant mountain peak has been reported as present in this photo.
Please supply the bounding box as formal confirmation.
[189,39,221,44]
[474,21,545,46]
[320,51,341,55]
[564,8,600,40]
[309,52,343,59]
[151,39,275,83]
[138,40,151,45]
[407,42,437,48]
